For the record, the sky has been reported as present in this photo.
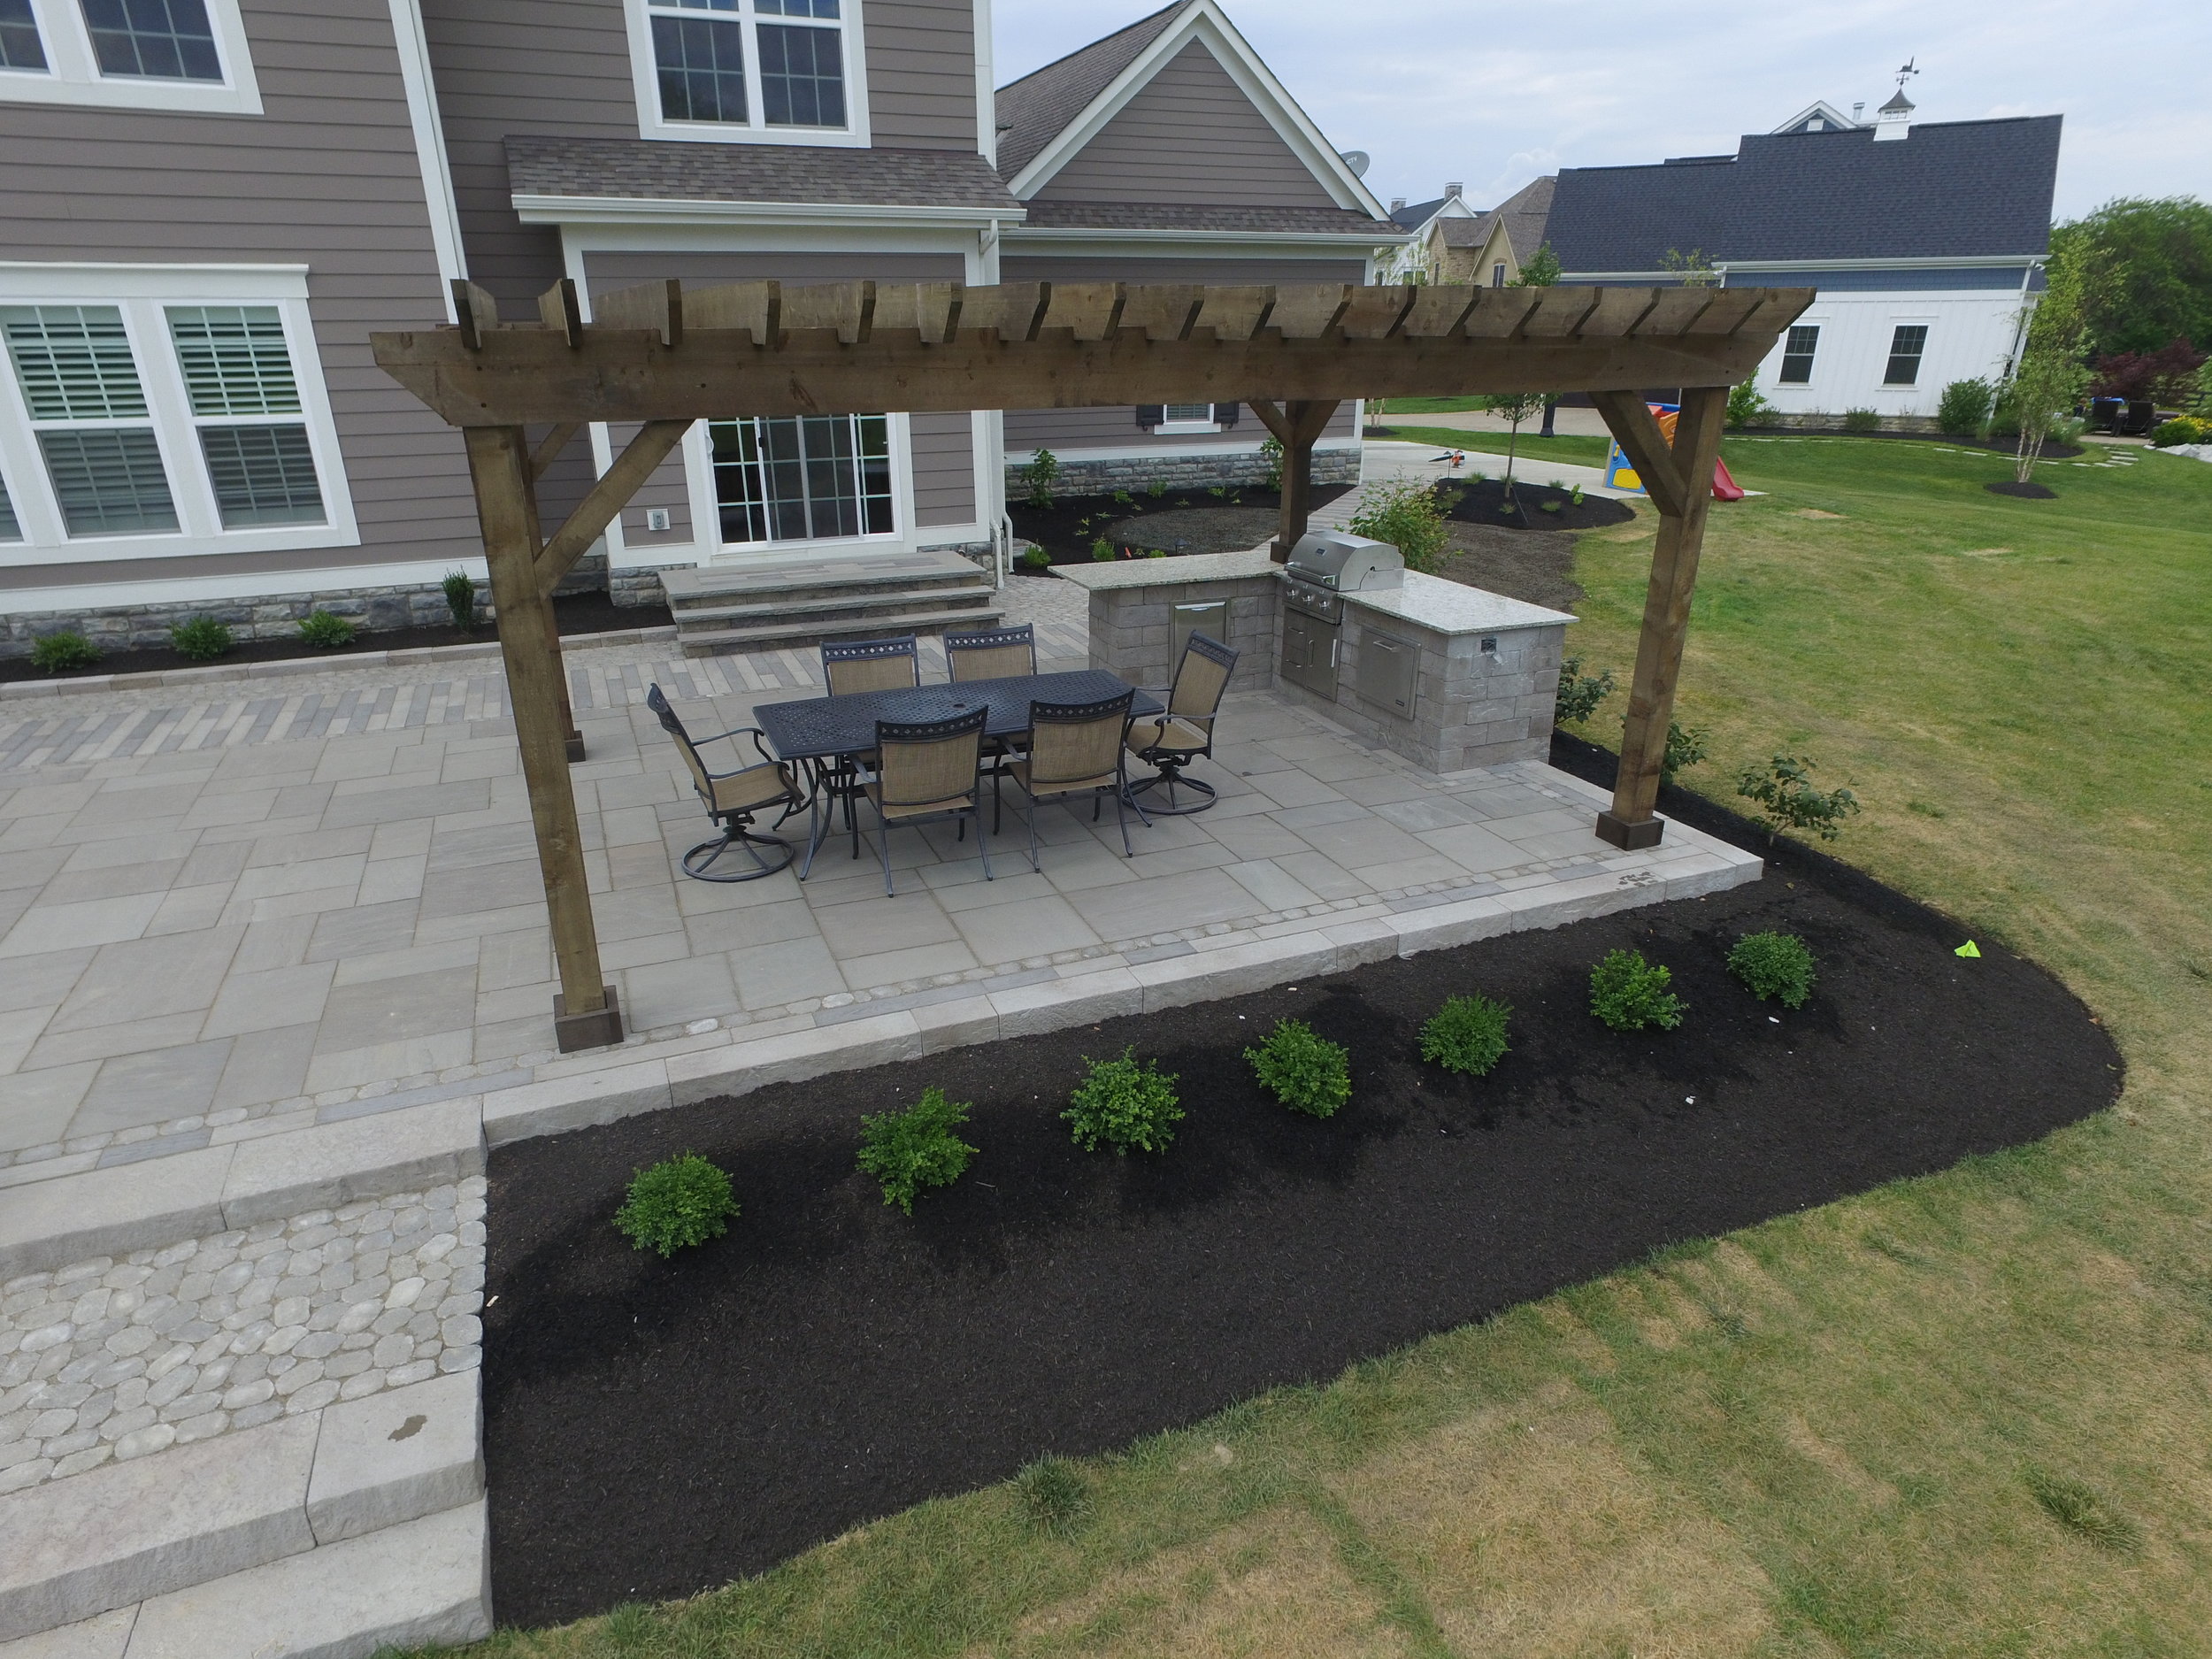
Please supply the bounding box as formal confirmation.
[992,0,2210,222]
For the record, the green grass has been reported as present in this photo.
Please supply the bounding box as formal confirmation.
[1379,422,1612,469]
[403,442,2212,1657]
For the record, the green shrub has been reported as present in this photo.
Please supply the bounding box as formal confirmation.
[1937,378,1995,435]
[1018,448,1061,508]
[1016,1456,1090,1538]
[1727,932,1816,1009]
[168,617,234,661]
[1064,1048,1183,1155]
[1090,536,1115,562]
[1259,434,1285,490]
[1725,380,1775,428]
[1736,752,1861,841]
[2151,415,2210,448]
[1554,657,1616,726]
[1589,948,1685,1033]
[29,631,100,675]
[1539,498,1563,513]
[297,610,356,649]
[1147,479,1168,497]
[1243,1018,1351,1118]
[1111,489,1135,508]
[441,569,477,631]
[1419,994,1511,1076]
[1662,721,1709,781]
[856,1085,976,1215]
[1021,544,1050,569]
[1348,479,1449,572]
[1569,484,1585,505]
[614,1152,739,1256]
[1841,407,1881,434]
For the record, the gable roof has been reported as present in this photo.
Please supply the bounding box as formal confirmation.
[1434,175,1554,265]
[1392,195,1450,229]
[1771,100,1863,135]
[993,0,1394,233]
[1545,116,2061,272]
[995,2,1189,183]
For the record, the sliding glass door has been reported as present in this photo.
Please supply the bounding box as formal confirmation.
[708,412,894,549]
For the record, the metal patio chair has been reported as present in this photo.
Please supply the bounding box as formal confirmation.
[944,622,1036,682]
[862,703,992,895]
[1000,688,1147,866]
[819,634,920,855]
[647,685,806,882]
[1125,632,1239,815]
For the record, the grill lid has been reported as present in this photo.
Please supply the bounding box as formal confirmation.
[1285,528,1405,591]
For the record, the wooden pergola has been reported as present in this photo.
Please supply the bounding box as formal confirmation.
[373,277,1810,1050]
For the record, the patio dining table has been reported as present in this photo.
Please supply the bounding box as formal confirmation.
[754,668,1164,877]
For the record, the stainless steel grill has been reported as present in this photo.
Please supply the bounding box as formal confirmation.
[1283,529,1405,595]
[1279,530,1404,700]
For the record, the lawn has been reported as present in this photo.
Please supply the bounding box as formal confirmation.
[410,440,2212,1657]
[1381,421,1612,470]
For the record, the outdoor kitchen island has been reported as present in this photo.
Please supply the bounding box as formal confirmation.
[1062,545,1575,779]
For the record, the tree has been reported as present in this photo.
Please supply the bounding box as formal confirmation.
[2006,233,2096,484]
[1511,242,1562,287]
[1662,248,1718,288]
[1474,389,1551,509]
[2051,196,2212,357]
[2090,338,2204,405]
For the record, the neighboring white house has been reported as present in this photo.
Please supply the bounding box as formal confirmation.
[1376,184,1475,282]
[1538,90,2061,422]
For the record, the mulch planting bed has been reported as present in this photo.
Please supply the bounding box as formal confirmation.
[485,780,2121,1624]
[0,589,672,685]
[1437,474,1636,532]
[1009,482,1350,568]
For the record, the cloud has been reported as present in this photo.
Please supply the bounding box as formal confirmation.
[995,0,2204,219]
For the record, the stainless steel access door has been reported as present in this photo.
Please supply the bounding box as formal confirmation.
[1280,608,1339,698]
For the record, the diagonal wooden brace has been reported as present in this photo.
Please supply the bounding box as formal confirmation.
[534,419,694,588]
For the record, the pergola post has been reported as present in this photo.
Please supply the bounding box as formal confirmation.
[462,425,622,1051]
[1249,398,1340,563]
[1588,384,1729,849]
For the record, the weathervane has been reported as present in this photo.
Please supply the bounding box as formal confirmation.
[1894,58,1919,91]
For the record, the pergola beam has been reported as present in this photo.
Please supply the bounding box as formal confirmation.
[375,281,1810,1052]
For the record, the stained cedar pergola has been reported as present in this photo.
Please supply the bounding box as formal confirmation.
[373,277,1812,1050]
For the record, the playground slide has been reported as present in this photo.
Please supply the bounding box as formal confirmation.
[1712,457,1745,501]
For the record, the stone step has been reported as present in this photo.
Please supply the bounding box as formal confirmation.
[0,1372,481,1646]
[671,587,1000,631]
[661,549,988,610]
[679,604,1006,657]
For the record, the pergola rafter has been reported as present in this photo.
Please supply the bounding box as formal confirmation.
[373,277,1810,1050]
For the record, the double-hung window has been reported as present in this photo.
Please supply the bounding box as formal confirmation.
[1778,324,1819,385]
[0,278,353,560]
[0,0,260,112]
[630,0,862,142]
[708,414,893,546]
[1884,324,1929,386]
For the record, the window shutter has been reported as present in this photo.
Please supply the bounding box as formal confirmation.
[1212,403,1240,428]
[1135,405,1164,431]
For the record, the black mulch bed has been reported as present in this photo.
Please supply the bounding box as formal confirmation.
[1009,482,1350,568]
[1735,426,2085,460]
[1437,474,1636,533]
[1985,479,2059,499]
[0,590,673,685]
[484,762,2122,1626]
[1433,521,1583,613]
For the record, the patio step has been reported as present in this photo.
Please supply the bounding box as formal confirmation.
[679,603,1005,657]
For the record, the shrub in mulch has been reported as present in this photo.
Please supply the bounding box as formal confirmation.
[483,762,2122,1624]
[1436,475,1636,532]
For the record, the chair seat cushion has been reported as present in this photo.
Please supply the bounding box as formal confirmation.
[864,781,975,821]
[1009,760,1115,796]
[1127,717,1209,757]
[710,763,795,814]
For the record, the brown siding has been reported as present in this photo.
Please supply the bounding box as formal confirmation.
[1029,41,1339,208]
[909,411,975,526]
[0,0,476,592]
[864,0,979,150]
[420,0,636,310]
[998,255,1363,455]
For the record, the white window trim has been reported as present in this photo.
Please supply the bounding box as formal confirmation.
[621,0,871,149]
[1882,317,1935,387]
[1154,410,1222,436]
[684,411,912,562]
[1771,319,1824,389]
[0,0,261,114]
[0,264,357,565]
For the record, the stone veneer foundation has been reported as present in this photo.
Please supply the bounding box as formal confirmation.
[1008,444,1361,498]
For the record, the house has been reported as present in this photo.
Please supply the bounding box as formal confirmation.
[1376,184,1474,282]
[0,0,1397,654]
[1539,91,2062,424]
[1425,176,1555,288]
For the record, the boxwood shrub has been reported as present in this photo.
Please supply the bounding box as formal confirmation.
[1419,994,1511,1076]
[614,1152,739,1257]
[1727,931,1816,1008]
[1590,948,1685,1033]
[856,1085,976,1215]
[1244,1018,1350,1118]
[1064,1048,1182,1154]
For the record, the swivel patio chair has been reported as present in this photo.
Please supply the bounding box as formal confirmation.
[1001,688,1147,865]
[647,685,806,882]
[862,703,992,896]
[1125,632,1239,815]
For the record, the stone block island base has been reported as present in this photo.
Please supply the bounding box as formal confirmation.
[1059,551,1573,778]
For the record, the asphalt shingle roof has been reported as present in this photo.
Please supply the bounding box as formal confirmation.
[1435,175,1554,265]
[1018,199,1392,234]
[1391,195,1450,229]
[994,1,1190,181]
[1544,116,2061,271]
[503,136,1023,211]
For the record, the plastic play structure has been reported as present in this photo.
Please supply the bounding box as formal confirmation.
[1607,402,1743,499]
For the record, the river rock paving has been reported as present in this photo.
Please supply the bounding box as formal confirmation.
[0,1177,485,1495]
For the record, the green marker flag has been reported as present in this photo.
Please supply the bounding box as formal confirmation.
[1955,941,1981,958]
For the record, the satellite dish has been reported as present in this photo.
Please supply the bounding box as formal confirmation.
[1339,150,1371,177]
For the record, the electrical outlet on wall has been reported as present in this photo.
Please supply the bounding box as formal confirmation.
[645,508,672,532]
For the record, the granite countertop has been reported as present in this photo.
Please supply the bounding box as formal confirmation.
[1050,548,1281,590]
[1342,570,1577,635]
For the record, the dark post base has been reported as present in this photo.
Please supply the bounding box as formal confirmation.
[1269,539,1291,565]
[1594,810,1664,850]
[565,733,588,763]
[552,984,623,1051]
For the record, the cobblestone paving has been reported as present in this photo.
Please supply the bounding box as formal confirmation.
[0,1178,486,1495]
